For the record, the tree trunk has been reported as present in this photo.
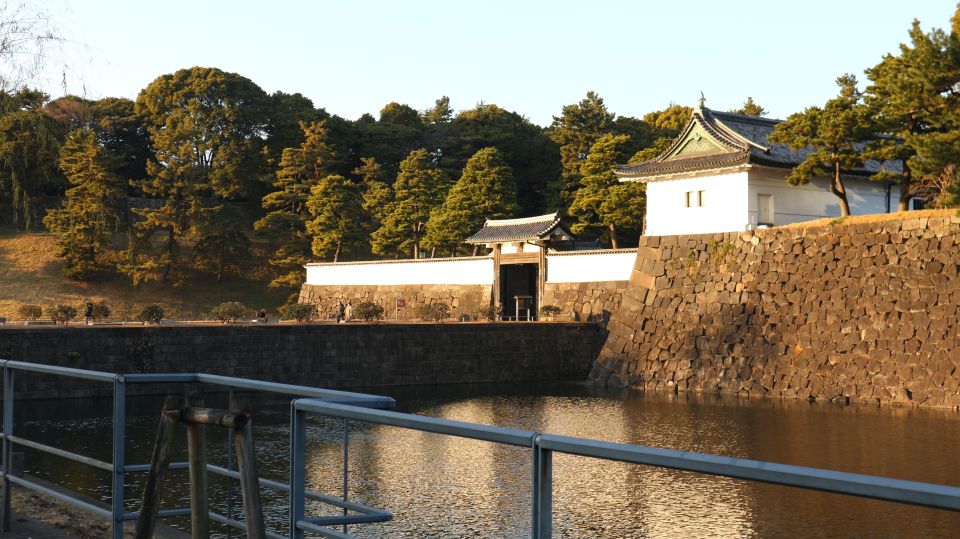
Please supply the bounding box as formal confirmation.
[472,244,479,256]
[897,160,913,212]
[333,242,341,263]
[831,162,851,217]
[162,227,175,282]
[430,247,436,258]
[608,224,619,249]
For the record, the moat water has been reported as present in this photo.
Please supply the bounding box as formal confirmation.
[13,381,960,538]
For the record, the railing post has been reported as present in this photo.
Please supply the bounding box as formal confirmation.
[1,365,13,532]
[289,403,306,539]
[531,435,552,539]
[342,418,349,535]
[226,388,236,539]
[111,376,126,539]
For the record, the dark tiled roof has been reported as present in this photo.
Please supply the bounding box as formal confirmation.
[616,107,901,180]
[465,212,570,243]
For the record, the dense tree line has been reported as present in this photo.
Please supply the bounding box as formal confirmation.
[0,7,957,303]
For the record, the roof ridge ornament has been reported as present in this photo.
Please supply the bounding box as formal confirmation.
[697,91,706,112]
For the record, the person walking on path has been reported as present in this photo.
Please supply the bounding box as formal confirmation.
[83,302,94,326]
[345,301,353,322]
[336,301,345,323]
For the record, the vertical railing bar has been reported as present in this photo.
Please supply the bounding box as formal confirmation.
[111,376,126,539]
[1,366,13,532]
[342,418,349,535]
[531,435,552,539]
[226,387,235,539]
[289,404,306,539]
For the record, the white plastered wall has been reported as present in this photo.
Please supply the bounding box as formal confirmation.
[747,167,899,226]
[546,251,635,283]
[643,170,749,236]
[305,258,494,286]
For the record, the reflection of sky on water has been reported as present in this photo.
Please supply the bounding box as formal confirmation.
[16,382,960,538]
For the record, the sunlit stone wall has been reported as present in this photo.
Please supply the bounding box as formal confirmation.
[594,211,960,409]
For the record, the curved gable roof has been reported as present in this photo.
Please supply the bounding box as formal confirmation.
[615,106,899,181]
[465,212,573,243]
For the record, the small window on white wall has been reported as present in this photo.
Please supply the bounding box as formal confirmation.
[685,190,705,208]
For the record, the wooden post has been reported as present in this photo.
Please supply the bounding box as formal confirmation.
[538,243,546,319]
[185,395,209,539]
[134,396,180,539]
[492,243,502,316]
[232,397,266,539]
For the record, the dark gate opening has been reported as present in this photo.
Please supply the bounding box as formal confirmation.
[500,263,538,320]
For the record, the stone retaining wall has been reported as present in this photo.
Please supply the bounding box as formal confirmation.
[299,284,491,321]
[0,323,604,398]
[592,213,960,408]
[541,281,629,324]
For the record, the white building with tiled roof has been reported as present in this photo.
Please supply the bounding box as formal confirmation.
[616,103,905,236]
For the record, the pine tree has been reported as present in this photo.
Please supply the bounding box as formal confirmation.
[568,134,642,248]
[371,149,448,258]
[865,10,960,210]
[254,120,338,287]
[305,174,365,262]
[193,203,251,282]
[547,92,614,208]
[424,147,518,255]
[730,97,767,116]
[355,157,392,244]
[768,75,872,217]
[43,129,123,278]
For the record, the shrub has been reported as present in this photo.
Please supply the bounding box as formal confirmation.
[477,304,502,322]
[48,304,77,326]
[281,303,315,323]
[416,302,450,322]
[540,305,562,319]
[91,302,111,321]
[211,301,247,323]
[17,304,42,320]
[354,301,384,322]
[134,304,165,325]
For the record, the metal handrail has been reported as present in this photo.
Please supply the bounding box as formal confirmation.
[0,359,395,539]
[5,359,960,539]
[290,397,960,539]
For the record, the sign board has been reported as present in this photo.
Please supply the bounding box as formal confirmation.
[396,299,406,309]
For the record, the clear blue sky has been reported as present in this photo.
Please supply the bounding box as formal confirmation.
[50,0,958,126]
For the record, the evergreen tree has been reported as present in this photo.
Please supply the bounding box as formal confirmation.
[355,157,392,241]
[255,120,339,288]
[371,149,448,258]
[642,104,693,137]
[769,75,873,217]
[351,102,425,179]
[424,147,518,255]
[192,202,251,282]
[865,11,960,210]
[568,134,642,248]
[547,91,614,208]
[305,174,365,262]
[0,90,64,230]
[730,97,767,116]
[125,67,270,285]
[447,103,559,215]
[43,129,124,278]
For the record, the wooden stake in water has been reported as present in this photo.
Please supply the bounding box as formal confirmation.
[133,395,180,539]
[185,394,209,539]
